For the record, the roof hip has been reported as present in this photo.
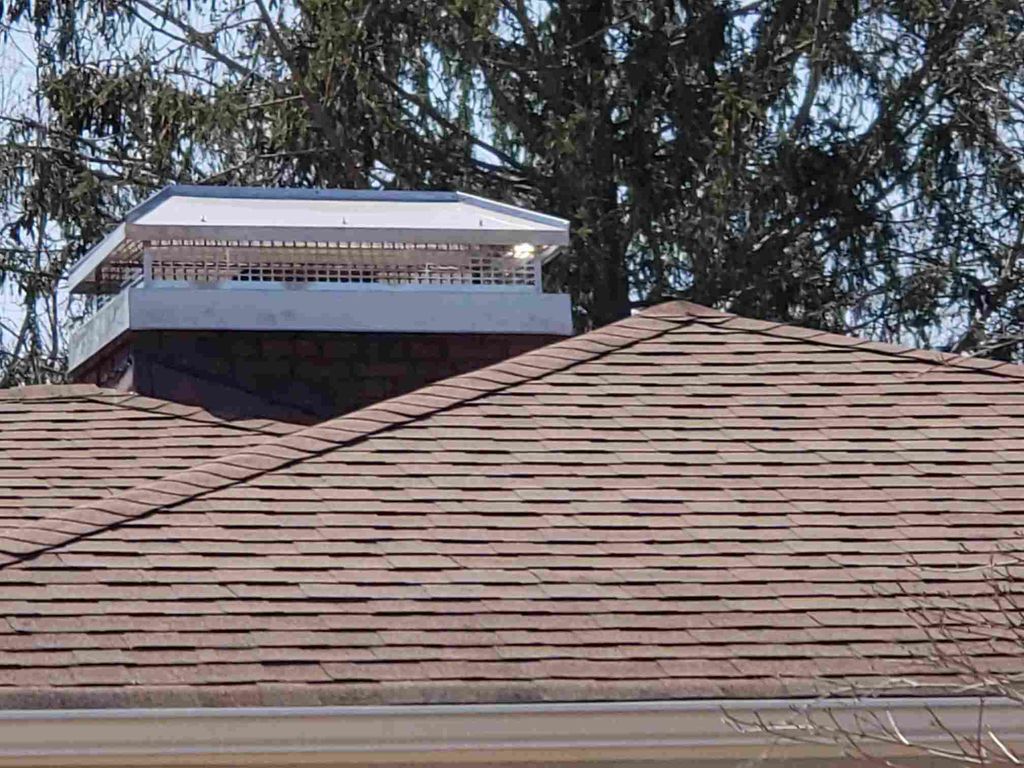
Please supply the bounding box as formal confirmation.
[0,309,685,568]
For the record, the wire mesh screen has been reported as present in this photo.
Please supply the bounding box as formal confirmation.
[93,242,538,290]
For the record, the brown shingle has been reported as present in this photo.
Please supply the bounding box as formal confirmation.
[0,386,299,541]
[2,301,1024,707]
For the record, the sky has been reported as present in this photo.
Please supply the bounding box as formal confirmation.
[0,24,40,348]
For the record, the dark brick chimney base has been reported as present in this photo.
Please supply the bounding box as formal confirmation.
[71,330,562,424]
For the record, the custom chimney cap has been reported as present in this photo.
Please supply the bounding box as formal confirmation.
[67,186,573,374]
[68,186,569,293]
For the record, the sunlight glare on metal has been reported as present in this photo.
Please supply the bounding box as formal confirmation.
[512,243,536,260]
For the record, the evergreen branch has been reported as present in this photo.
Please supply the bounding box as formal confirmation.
[251,0,362,184]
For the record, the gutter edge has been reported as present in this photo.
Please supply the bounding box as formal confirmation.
[0,696,1019,766]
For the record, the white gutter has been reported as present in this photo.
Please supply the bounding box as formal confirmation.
[0,697,1020,767]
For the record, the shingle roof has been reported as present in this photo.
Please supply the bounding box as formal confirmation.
[1,301,1022,709]
[0,384,298,538]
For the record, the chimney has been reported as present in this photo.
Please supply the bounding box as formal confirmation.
[67,186,572,423]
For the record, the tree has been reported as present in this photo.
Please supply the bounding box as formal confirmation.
[1,0,1023,383]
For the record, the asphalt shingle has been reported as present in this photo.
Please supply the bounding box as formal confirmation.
[0,385,298,535]
[0,301,1022,708]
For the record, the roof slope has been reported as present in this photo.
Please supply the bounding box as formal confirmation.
[1,302,1023,709]
[0,384,298,539]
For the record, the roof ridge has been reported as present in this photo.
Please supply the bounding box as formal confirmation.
[0,383,110,400]
[741,319,1024,380]
[0,311,687,568]
[661,300,1024,381]
[0,381,299,436]
[0,382,293,433]
[86,390,301,438]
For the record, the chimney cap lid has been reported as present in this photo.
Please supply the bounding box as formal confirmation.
[68,185,570,292]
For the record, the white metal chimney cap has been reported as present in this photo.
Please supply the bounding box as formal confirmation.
[67,186,570,293]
